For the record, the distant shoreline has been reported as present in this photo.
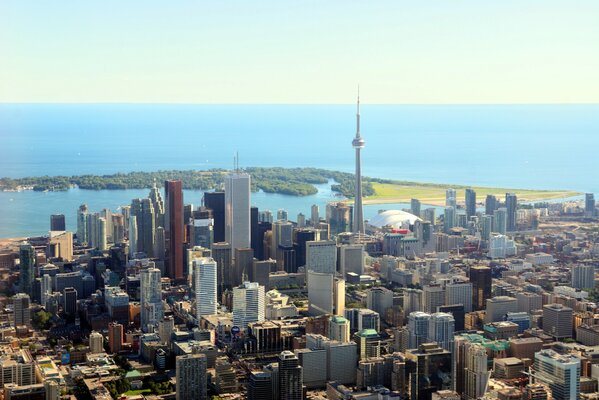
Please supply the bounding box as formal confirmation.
[0,167,581,207]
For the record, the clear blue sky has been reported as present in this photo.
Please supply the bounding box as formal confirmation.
[1,1,598,103]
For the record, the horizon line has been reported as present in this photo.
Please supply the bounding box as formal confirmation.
[1,101,599,106]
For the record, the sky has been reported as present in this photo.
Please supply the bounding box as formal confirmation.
[1,1,598,104]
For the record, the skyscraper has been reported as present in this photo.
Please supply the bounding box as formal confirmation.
[176,354,208,400]
[485,194,497,215]
[149,181,165,228]
[352,94,365,235]
[585,193,595,217]
[165,180,184,281]
[19,244,35,296]
[493,208,507,234]
[505,193,517,232]
[533,349,580,400]
[12,293,31,327]
[205,191,225,242]
[279,351,303,400]
[446,189,457,207]
[411,199,421,217]
[50,214,66,231]
[233,281,265,329]
[408,312,430,349]
[572,264,594,290]
[542,304,573,340]
[225,171,251,252]
[193,257,217,319]
[128,215,138,258]
[465,189,476,219]
[108,322,124,353]
[406,343,452,400]
[77,204,89,244]
[311,204,320,225]
[140,267,163,332]
[469,266,492,311]
[428,312,455,352]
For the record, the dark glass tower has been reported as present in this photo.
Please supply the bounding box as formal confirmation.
[469,265,492,311]
[165,180,184,281]
[465,189,476,219]
[205,191,225,243]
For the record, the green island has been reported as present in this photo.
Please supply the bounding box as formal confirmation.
[0,167,579,205]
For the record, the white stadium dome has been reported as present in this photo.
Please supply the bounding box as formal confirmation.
[367,209,421,230]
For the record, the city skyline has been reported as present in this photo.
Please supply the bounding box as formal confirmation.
[1,1,599,104]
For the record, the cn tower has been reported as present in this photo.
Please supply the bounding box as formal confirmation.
[352,93,365,234]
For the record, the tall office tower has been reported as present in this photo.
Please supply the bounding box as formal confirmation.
[572,264,595,290]
[461,343,489,400]
[277,209,288,221]
[193,257,217,320]
[311,204,320,225]
[305,240,337,274]
[411,199,421,217]
[212,242,231,294]
[176,354,208,400]
[97,217,108,250]
[352,95,366,235]
[505,193,517,231]
[329,315,351,342]
[446,188,457,207]
[297,213,306,228]
[354,329,382,360]
[128,215,138,257]
[428,313,455,352]
[50,214,66,231]
[89,331,104,353]
[339,244,365,275]
[533,349,580,400]
[12,293,31,327]
[205,191,225,242]
[279,351,303,400]
[40,274,52,307]
[327,202,352,235]
[423,284,445,313]
[233,281,265,329]
[307,271,345,316]
[493,208,507,234]
[438,305,465,332]
[345,308,381,332]
[225,171,251,252]
[542,304,573,340]
[445,279,473,312]
[248,371,273,400]
[131,198,156,257]
[404,288,423,315]
[271,220,293,264]
[108,322,124,353]
[62,287,78,317]
[485,194,497,215]
[516,292,543,313]
[233,248,254,287]
[423,208,436,224]
[485,296,517,323]
[585,193,595,217]
[408,312,431,349]
[443,207,456,233]
[140,267,163,332]
[112,214,125,243]
[293,228,316,268]
[260,210,274,223]
[367,287,394,316]
[406,343,452,399]
[154,227,166,260]
[77,204,89,244]
[165,180,184,281]
[19,244,35,296]
[465,189,476,219]
[481,215,493,242]
[250,206,259,255]
[101,208,113,243]
[469,266,492,311]
[149,181,165,228]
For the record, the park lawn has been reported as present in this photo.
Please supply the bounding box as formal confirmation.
[364,182,580,206]
[123,389,152,396]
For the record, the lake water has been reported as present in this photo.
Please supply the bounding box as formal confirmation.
[0,104,598,237]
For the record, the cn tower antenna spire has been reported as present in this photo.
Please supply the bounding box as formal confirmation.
[352,87,365,235]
